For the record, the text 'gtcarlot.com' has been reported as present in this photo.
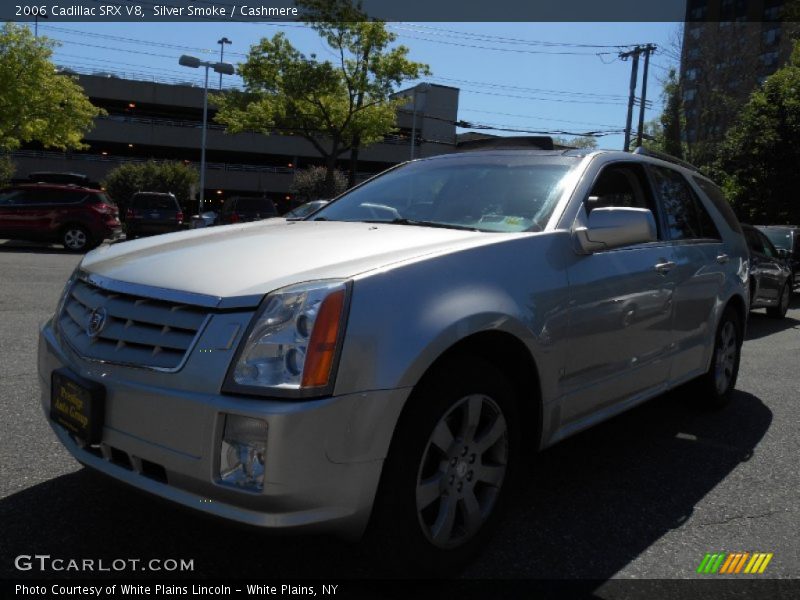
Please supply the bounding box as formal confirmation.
[14,554,194,572]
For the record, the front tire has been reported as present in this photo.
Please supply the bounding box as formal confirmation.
[367,356,519,575]
[766,283,791,319]
[694,306,742,409]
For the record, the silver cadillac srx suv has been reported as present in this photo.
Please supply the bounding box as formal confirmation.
[38,145,749,571]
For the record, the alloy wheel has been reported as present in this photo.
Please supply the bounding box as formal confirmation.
[714,320,738,396]
[415,394,508,549]
[63,228,88,250]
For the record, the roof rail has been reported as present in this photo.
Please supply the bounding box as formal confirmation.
[632,146,699,172]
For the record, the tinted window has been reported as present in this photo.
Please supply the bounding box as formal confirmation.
[692,176,742,234]
[21,189,89,205]
[744,228,765,254]
[651,167,720,241]
[0,189,27,205]
[236,198,275,213]
[757,230,778,258]
[133,195,178,210]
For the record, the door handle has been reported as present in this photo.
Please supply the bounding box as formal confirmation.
[716,253,730,264]
[654,261,676,274]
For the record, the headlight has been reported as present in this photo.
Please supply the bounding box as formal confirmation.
[222,280,350,398]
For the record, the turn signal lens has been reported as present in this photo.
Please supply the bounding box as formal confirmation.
[301,289,345,388]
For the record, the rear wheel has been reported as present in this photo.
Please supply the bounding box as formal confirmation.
[367,356,519,574]
[766,283,791,319]
[61,226,92,252]
[694,307,742,408]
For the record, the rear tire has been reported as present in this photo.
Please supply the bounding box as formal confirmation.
[61,226,92,252]
[766,283,790,319]
[694,306,742,409]
[366,356,520,575]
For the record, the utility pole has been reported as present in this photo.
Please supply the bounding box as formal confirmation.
[621,47,641,152]
[636,44,656,149]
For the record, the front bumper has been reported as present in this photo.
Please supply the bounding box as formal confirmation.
[38,320,409,538]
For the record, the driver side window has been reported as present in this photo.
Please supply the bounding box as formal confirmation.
[586,163,661,239]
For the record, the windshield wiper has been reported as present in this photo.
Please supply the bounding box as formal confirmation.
[362,218,481,232]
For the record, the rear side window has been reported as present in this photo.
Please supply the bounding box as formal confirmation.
[236,198,276,214]
[692,176,743,234]
[650,166,721,241]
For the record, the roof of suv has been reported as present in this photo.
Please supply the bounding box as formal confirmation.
[10,183,103,193]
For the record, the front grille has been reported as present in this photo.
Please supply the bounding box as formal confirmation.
[59,278,209,370]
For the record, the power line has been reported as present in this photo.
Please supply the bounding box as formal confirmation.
[390,23,644,50]
[426,76,632,101]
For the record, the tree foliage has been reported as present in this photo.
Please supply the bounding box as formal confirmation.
[103,161,198,215]
[0,23,103,152]
[214,7,429,195]
[0,155,15,185]
[553,136,598,149]
[289,165,348,201]
[716,42,800,224]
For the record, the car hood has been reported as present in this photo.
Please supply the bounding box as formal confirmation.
[82,219,508,301]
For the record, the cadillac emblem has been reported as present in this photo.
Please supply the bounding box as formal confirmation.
[86,307,108,338]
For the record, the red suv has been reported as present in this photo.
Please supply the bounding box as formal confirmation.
[0,184,122,251]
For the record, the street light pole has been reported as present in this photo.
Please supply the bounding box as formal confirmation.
[179,54,234,216]
[217,37,232,90]
[200,65,209,214]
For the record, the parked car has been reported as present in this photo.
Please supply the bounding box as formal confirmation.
[40,145,749,573]
[756,225,800,288]
[284,199,330,220]
[125,192,184,240]
[218,196,278,224]
[741,224,793,318]
[0,183,121,251]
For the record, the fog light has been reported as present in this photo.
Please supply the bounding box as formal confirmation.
[219,415,268,491]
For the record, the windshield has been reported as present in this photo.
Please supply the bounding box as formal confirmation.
[310,154,579,232]
[760,228,793,251]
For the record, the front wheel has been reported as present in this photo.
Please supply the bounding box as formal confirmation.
[694,307,742,408]
[766,283,791,319]
[367,356,519,574]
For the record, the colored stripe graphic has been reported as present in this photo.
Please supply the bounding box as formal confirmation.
[734,552,750,573]
[698,552,773,574]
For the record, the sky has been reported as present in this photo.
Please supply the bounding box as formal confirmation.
[32,21,681,150]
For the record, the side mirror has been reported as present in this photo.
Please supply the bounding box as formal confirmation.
[573,207,657,254]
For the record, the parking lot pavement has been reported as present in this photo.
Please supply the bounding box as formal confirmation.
[1,244,798,582]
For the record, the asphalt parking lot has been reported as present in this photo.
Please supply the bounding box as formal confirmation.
[1,240,798,584]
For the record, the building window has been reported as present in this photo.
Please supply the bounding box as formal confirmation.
[760,51,779,67]
[687,47,701,60]
[762,27,781,46]
[763,6,781,21]
[683,88,697,102]
[685,67,700,81]
[689,26,702,40]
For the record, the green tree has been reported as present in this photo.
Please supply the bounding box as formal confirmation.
[552,136,598,149]
[289,165,348,201]
[0,23,103,152]
[716,42,800,223]
[0,155,14,185]
[214,12,429,195]
[104,161,198,216]
[638,68,685,157]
